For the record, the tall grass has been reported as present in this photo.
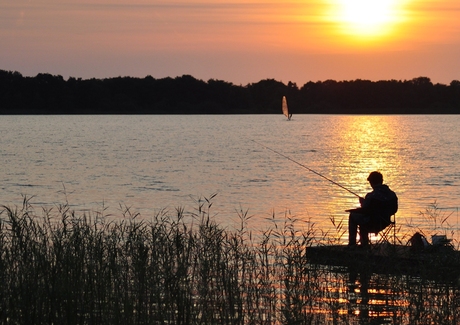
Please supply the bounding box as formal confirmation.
[0,197,458,324]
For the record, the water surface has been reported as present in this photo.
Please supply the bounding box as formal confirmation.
[1,115,459,242]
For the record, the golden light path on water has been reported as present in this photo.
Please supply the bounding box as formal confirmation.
[328,116,405,242]
[269,115,459,245]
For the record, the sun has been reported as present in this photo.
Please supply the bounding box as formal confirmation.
[327,0,406,40]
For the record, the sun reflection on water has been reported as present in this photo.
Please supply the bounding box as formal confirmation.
[307,115,415,243]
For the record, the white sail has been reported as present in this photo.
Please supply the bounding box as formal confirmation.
[282,96,292,120]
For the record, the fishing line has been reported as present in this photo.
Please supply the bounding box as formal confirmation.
[252,140,361,198]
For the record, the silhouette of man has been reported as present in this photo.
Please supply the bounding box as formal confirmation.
[348,171,398,247]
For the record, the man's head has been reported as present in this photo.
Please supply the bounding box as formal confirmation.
[367,171,383,187]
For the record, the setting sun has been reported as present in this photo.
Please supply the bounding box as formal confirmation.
[327,0,408,40]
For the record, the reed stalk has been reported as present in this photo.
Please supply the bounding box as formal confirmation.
[0,197,458,324]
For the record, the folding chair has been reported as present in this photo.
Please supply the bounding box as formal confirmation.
[370,214,397,247]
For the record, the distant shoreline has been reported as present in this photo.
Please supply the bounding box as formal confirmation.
[1,70,459,114]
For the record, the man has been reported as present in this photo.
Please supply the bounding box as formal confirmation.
[348,171,398,248]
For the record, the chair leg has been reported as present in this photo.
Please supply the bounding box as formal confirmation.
[393,222,396,245]
[374,223,395,246]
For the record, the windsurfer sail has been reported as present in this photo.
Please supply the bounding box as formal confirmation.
[282,96,292,120]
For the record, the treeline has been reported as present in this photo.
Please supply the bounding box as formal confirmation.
[1,69,460,114]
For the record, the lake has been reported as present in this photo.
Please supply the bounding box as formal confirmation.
[1,114,459,244]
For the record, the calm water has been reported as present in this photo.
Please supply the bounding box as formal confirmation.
[1,115,459,243]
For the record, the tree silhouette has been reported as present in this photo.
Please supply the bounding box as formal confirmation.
[0,70,459,114]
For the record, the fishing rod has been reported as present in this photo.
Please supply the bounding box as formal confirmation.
[252,140,361,198]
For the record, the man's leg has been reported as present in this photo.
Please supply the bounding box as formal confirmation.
[349,212,369,246]
[360,228,370,247]
[348,212,360,245]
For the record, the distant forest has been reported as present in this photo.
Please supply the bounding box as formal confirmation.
[1,69,460,114]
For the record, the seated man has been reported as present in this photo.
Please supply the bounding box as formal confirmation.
[348,171,398,247]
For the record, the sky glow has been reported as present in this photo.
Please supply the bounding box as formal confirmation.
[1,0,460,85]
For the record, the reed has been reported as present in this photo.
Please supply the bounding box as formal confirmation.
[0,197,458,324]
[418,201,459,248]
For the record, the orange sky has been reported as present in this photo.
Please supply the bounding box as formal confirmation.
[2,0,460,85]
